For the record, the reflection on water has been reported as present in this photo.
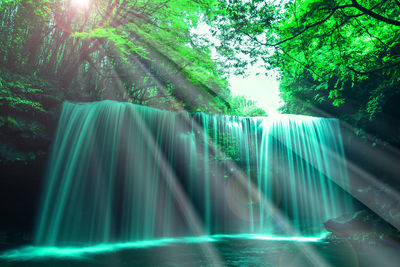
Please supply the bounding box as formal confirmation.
[1,236,400,267]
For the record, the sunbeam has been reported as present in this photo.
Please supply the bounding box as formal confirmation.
[1,1,400,267]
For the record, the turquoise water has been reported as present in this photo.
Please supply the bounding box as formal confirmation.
[2,237,400,266]
[0,233,327,260]
[30,100,352,247]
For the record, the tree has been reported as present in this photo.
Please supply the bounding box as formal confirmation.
[213,0,400,146]
[0,0,231,112]
[214,0,400,79]
[227,95,266,117]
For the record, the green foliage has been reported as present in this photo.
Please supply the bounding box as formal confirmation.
[0,70,49,113]
[209,130,241,162]
[214,0,400,146]
[0,0,230,112]
[0,69,61,162]
[227,95,267,117]
[0,0,238,162]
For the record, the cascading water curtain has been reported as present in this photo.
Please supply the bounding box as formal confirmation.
[35,100,353,246]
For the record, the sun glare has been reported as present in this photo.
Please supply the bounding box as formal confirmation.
[71,0,89,9]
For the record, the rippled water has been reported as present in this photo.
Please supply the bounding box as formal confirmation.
[1,237,399,267]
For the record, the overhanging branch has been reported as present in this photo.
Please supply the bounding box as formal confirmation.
[258,4,353,47]
[348,61,400,75]
[351,0,400,26]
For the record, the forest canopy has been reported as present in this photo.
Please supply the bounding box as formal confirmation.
[213,0,400,146]
[1,0,400,154]
[0,0,235,112]
[0,0,268,162]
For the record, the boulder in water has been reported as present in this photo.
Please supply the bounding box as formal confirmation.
[324,209,400,246]
[324,210,373,235]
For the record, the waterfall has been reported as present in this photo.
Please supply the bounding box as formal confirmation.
[35,100,353,246]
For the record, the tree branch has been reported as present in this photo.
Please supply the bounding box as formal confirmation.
[279,49,325,80]
[262,4,354,47]
[348,61,400,75]
[353,16,390,48]
[351,0,400,26]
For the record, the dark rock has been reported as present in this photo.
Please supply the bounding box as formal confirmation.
[324,210,374,235]
[324,209,400,248]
